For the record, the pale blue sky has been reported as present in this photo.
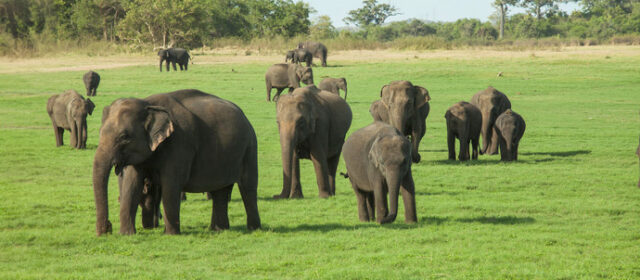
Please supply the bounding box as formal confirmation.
[305,0,581,27]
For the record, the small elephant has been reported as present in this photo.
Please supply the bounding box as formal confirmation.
[285,50,296,63]
[494,109,526,161]
[275,85,352,199]
[118,172,162,229]
[318,77,347,100]
[83,71,100,96]
[265,63,314,102]
[370,80,430,163]
[298,41,328,67]
[293,48,313,67]
[342,122,417,224]
[470,86,511,155]
[157,48,190,72]
[445,101,482,161]
[46,89,95,149]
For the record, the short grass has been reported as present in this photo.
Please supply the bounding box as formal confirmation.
[1,48,639,279]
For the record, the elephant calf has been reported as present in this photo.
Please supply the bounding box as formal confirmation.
[494,109,526,161]
[285,50,295,63]
[318,77,347,100]
[265,63,313,102]
[293,48,313,67]
[83,70,100,96]
[445,101,482,161]
[46,89,95,149]
[342,122,417,224]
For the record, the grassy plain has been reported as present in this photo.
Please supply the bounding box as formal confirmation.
[1,47,639,279]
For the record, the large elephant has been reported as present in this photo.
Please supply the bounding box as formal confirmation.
[297,41,328,67]
[92,89,261,236]
[342,122,417,224]
[293,48,313,67]
[157,48,190,72]
[470,86,511,155]
[494,109,526,161]
[275,85,352,199]
[265,63,314,102]
[318,77,347,100]
[83,71,100,96]
[445,101,482,161]
[46,89,95,149]
[369,80,430,163]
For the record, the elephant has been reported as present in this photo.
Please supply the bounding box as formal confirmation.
[265,63,314,102]
[157,48,190,72]
[92,89,261,236]
[494,109,526,161]
[118,173,162,229]
[318,77,347,100]
[342,122,417,224]
[445,101,482,161]
[369,80,431,163]
[274,85,352,199]
[285,50,296,63]
[293,48,313,67]
[470,86,511,155]
[297,41,328,67]
[46,89,95,149]
[83,71,100,96]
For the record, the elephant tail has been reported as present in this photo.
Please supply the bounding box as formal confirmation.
[339,172,349,179]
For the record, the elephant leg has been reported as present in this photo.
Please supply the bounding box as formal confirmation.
[210,185,233,231]
[352,185,371,222]
[498,136,507,161]
[513,143,519,161]
[310,151,332,198]
[119,165,144,235]
[327,154,340,195]
[401,172,417,223]
[179,64,184,71]
[181,192,187,201]
[237,149,261,230]
[471,136,479,160]
[459,136,470,161]
[373,182,388,224]
[165,61,170,72]
[53,125,64,147]
[92,88,97,96]
[79,121,87,149]
[447,130,456,160]
[171,62,177,71]
[160,175,184,235]
[365,192,375,221]
[289,156,303,198]
[140,179,160,229]
[184,61,188,71]
[273,88,285,102]
[69,123,78,148]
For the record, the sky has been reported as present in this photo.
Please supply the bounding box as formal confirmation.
[304,0,581,27]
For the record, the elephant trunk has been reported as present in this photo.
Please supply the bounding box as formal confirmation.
[159,58,164,72]
[343,84,347,101]
[380,171,401,224]
[92,147,113,236]
[480,112,492,155]
[389,110,406,136]
[79,118,87,149]
[277,128,297,198]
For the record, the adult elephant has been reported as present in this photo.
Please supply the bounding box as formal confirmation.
[369,80,430,163]
[494,109,526,161]
[470,86,511,155]
[92,89,261,236]
[298,41,327,67]
[157,48,190,72]
[445,101,482,161]
[318,77,347,100]
[265,63,313,102]
[275,85,352,199]
[46,89,95,149]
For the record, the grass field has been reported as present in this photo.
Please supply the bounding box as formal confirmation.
[1,47,639,279]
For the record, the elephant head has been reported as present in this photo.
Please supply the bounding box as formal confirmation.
[68,92,94,149]
[157,49,170,72]
[379,80,430,137]
[296,65,314,86]
[93,98,174,235]
[336,78,348,100]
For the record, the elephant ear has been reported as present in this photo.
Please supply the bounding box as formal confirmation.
[298,101,316,134]
[145,106,174,152]
[86,98,95,115]
[380,85,391,106]
[414,86,430,109]
[368,137,386,174]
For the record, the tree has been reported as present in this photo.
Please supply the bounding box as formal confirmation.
[520,0,560,20]
[310,15,336,39]
[493,0,519,39]
[344,0,399,27]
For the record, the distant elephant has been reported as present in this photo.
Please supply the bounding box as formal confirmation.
[494,109,526,161]
[298,41,328,67]
[83,71,100,96]
[265,63,314,102]
[342,122,417,224]
[274,85,352,199]
[92,89,261,236]
[318,77,347,100]
[285,50,295,63]
[46,89,95,149]
[470,86,511,155]
[445,101,482,161]
[157,48,190,72]
[293,48,313,67]
[369,80,430,163]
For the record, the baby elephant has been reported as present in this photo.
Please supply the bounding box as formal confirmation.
[318,77,347,100]
[445,101,482,161]
[83,71,100,96]
[265,63,313,102]
[342,122,417,224]
[46,89,95,149]
[293,48,313,67]
[285,50,295,63]
[494,109,526,161]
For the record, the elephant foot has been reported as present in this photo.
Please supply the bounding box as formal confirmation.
[317,192,331,199]
[272,193,289,199]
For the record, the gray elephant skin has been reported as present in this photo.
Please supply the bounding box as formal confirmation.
[370,80,430,163]
[46,89,95,149]
[157,48,190,72]
[342,122,417,224]
[470,86,511,155]
[118,175,161,229]
[293,48,313,67]
[318,77,347,100]
[494,109,526,161]
[445,101,482,161]
[265,63,313,102]
[285,50,295,63]
[298,41,328,67]
[275,85,352,199]
[83,71,100,96]
[92,89,261,236]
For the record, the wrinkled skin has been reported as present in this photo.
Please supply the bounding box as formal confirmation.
[318,77,347,100]
[46,90,95,149]
[275,85,352,199]
[298,41,328,67]
[445,101,482,161]
[342,122,417,224]
[265,63,314,102]
[285,50,295,63]
[470,86,511,155]
[157,48,190,72]
[92,89,260,236]
[293,48,313,67]
[370,81,430,163]
[494,109,526,161]
[83,71,100,96]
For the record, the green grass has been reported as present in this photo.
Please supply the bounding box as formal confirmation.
[1,49,640,279]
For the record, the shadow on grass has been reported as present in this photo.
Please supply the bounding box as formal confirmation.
[520,150,591,157]
[415,191,461,196]
[431,159,504,166]
[422,215,535,225]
